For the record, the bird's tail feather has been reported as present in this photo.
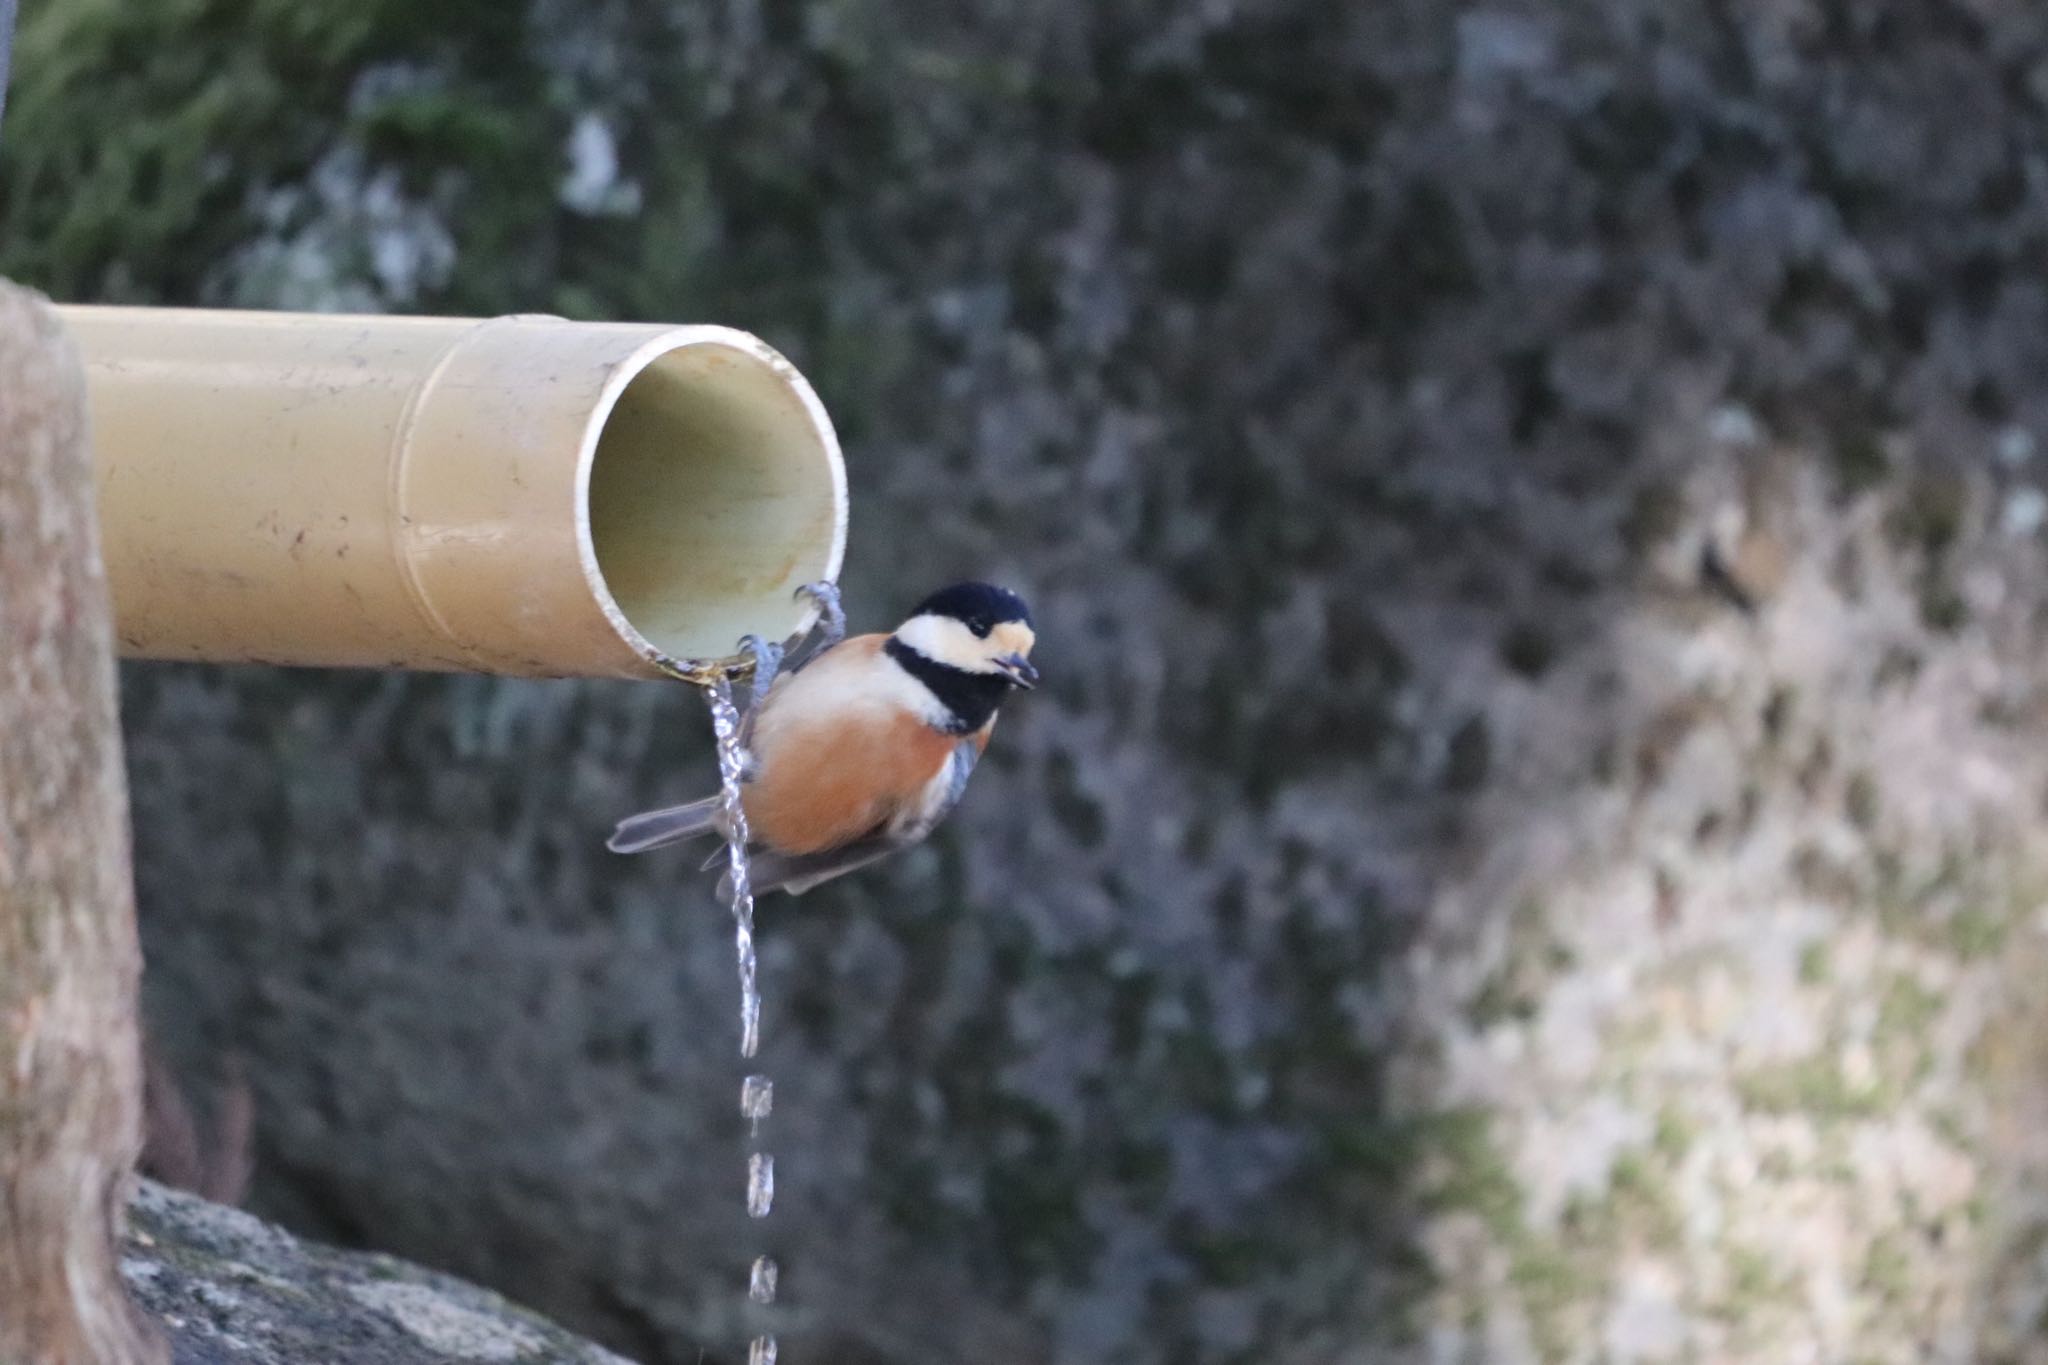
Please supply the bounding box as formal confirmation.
[607,795,725,854]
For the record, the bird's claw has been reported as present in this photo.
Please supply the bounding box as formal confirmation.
[774,580,846,674]
[734,584,842,701]
[737,634,784,711]
[794,580,846,652]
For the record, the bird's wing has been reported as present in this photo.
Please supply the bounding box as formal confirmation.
[607,794,725,854]
[901,735,982,840]
[737,836,907,897]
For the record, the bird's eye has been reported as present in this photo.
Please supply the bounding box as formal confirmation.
[967,617,991,637]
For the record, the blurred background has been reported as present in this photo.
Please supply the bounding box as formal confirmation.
[10,1,2048,1361]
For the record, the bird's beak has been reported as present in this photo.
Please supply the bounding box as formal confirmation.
[996,653,1039,689]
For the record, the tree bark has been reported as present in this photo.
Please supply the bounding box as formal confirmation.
[0,282,161,1363]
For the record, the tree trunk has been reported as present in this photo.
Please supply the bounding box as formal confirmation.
[0,282,161,1364]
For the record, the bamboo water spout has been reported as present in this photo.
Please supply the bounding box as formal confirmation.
[56,306,847,679]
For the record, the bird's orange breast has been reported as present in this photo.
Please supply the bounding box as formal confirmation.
[736,634,955,856]
[745,708,958,855]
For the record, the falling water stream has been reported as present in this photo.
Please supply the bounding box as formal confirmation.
[707,677,777,1365]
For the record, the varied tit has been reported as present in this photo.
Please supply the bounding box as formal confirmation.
[608,581,1038,896]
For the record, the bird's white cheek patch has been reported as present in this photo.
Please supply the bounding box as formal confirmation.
[896,612,1001,673]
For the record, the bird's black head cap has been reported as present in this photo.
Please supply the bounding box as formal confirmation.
[910,581,1033,638]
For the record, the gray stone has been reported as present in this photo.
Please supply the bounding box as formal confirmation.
[123,1180,631,1365]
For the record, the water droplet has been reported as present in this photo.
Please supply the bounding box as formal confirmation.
[742,1074,773,1124]
[749,1255,778,1304]
[748,1335,778,1365]
[747,1153,775,1218]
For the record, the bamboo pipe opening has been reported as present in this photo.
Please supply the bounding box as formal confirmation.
[58,307,848,679]
[582,332,848,667]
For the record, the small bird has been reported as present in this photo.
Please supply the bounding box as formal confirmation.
[608,581,1038,896]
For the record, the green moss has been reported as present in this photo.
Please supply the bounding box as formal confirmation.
[1816,1129,1858,1185]
[1422,1108,1523,1239]
[983,1147,1099,1283]
[1736,1055,1886,1121]
[1860,1232,1912,1308]
[1946,904,2009,958]
[1798,941,1831,985]
[1109,1137,1173,1204]
[1844,770,1879,830]
[1180,1227,1272,1288]
[1317,1118,1417,1187]
[1652,1108,1695,1161]
[1467,898,1570,1029]
[1875,974,1940,1042]
[1888,474,1970,557]
[1928,1106,1973,1154]
[1509,1241,1597,1345]
[1607,1151,1650,1194]
[1162,1021,1241,1119]
[1603,1150,1682,1249]
[1721,1245,1798,1319]
[1726,1247,1772,1301]
[1833,430,1890,496]
[1864,847,2026,959]
[1420,1108,1631,1359]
